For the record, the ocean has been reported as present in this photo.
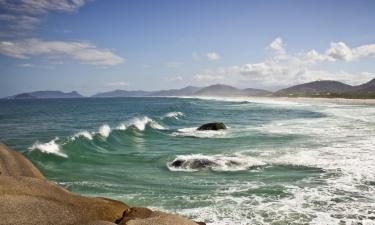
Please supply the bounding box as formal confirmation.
[0,97,374,225]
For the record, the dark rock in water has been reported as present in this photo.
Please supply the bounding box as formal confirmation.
[191,159,217,169]
[171,160,184,167]
[197,122,226,131]
[171,158,218,170]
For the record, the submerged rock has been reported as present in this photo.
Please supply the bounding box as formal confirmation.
[197,122,226,131]
[171,158,218,170]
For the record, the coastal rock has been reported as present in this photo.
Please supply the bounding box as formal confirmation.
[0,143,45,179]
[0,143,203,225]
[119,210,202,225]
[85,221,117,225]
[197,122,226,131]
[0,175,128,225]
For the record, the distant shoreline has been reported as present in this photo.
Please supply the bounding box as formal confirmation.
[176,95,375,105]
[3,95,375,105]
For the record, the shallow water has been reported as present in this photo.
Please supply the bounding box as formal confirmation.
[0,97,374,225]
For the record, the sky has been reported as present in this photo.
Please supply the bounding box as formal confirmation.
[1,0,375,97]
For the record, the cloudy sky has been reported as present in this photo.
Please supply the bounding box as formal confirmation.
[1,0,375,97]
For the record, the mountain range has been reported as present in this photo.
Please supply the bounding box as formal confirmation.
[275,78,375,98]
[5,91,83,99]
[5,78,375,99]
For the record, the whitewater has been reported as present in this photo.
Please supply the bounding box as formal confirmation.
[0,97,374,225]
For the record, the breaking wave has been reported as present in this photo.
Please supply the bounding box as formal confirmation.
[163,111,184,120]
[171,127,227,138]
[29,116,166,157]
[28,138,67,158]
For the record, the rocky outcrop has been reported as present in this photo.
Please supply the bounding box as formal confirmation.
[0,143,45,179]
[118,207,203,225]
[197,122,226,131]
[171,158,217,170]
[0,143,204,225]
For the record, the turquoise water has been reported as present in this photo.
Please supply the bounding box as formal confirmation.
[0,97,374,224]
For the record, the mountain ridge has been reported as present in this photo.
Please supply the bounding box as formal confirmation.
[274,78,375,98]
[5,77,375,99]
[6,91,83,99]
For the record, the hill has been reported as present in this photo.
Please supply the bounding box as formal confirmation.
[6,91,83,99]
[274,80,354,97]
[92,90,150,98]
[151,86,201,96]
[193,84,271,96]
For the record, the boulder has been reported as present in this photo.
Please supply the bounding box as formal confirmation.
[85,221,117,225]
[119,209,202,225]
[197,122,226,131]
[171,158,218,170]
[0,144,128,225]
[0,143,205,225]
[0,143,45,179]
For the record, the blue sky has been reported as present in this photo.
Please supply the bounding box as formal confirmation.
[1,0,375,97]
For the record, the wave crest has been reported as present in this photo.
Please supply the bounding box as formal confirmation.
[98,124,111,137]
[163,111,184,120]
[171,127,226,138]
[28,116,166,157]
[29,138,67,158]
[167,154,266,172]
[72,131,93,140]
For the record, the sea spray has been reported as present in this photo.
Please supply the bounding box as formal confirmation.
[29,138,68,158]
[98,124,111,137]
[163,111,184,120]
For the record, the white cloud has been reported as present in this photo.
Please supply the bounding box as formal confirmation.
[165,62,182,68]
[17,63,34,68]
[326,42,354,61]
[206,52,220,61]
[106,81,129,87]
[17,63,54,69]
[192,51,220,61]
[0,0,87,15]
[0,14,41,32]
[0,38,124,66]
[268,37,287,59]
[164,75,183,82]
[193,38,375,87]
[0,0,88,36]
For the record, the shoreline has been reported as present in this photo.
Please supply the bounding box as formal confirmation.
[175,95,375,105]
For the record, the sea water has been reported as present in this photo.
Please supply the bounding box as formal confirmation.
[0,97,374,225]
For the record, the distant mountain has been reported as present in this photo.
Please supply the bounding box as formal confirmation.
[152,86,201,96]
[193,84,241,96]
[92,89,150,98]
[6,91,83,99]
[92,84,271,98]
[352,78,375,93]
[193,84,271,97]
[274,78,375,98]
[13,93,37,99]
[240,88,272,96]
[274,80,354,97]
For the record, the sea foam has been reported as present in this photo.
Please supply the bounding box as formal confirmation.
[163,111,184,120]
[29,138,67,158]
[98,124,111,137]
[171,127,227,138]
[167,153,266,172]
